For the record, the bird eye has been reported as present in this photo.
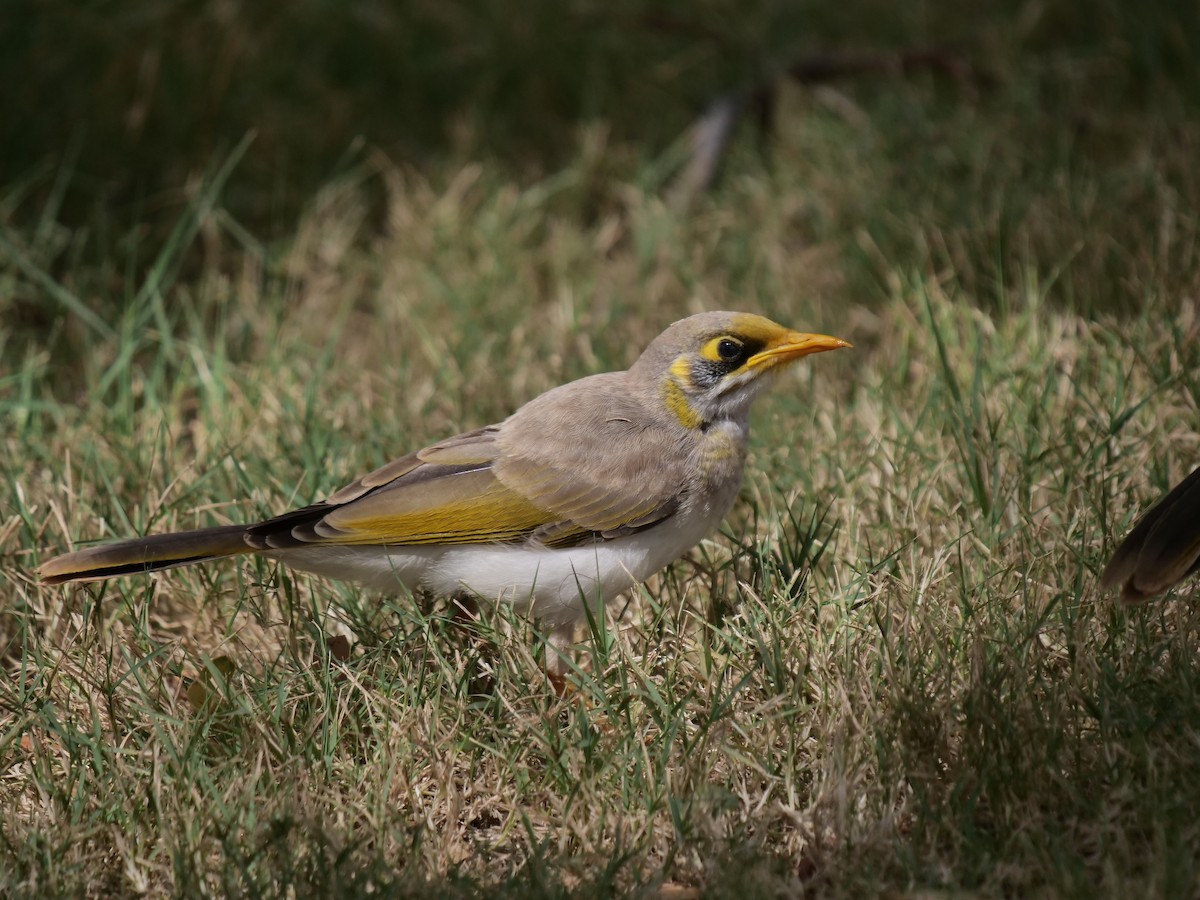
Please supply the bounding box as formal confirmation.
[716,338,744,362]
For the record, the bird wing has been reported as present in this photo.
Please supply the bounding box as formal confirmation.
[1101,465,1200,601]
[248,427,551,548]
[246,395,688,551]
[491,373,691,536]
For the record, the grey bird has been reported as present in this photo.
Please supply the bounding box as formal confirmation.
[40,311,851,656]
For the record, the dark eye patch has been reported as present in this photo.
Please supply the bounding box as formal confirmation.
[689,335,766,388]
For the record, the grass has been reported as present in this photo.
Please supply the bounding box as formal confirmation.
[4,3,1200,896]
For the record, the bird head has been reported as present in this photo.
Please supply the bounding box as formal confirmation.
[630,311,851,429]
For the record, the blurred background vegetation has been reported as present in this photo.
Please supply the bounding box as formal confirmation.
[7,4,1200,895]
[4,0,1199,327]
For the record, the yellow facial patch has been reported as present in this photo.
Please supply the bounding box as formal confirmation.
[662,378,704,430]
[669,357,694,385]
[700,335,746,363]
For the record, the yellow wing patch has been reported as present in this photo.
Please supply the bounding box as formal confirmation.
[316,468,553,545]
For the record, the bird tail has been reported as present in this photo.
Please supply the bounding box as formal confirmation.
[39,525,253,585]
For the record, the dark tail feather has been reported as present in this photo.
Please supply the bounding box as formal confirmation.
[39,525,253,585]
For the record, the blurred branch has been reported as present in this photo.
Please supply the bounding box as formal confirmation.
[670,47,992,205]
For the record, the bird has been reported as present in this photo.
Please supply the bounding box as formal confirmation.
[39,311,850,660]
[1101,464,1200,603]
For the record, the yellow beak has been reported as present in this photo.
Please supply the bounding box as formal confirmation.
[746,332,852,370]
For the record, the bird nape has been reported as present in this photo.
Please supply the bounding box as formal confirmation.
[1101,465,1200,603]
[40,311,851,663]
